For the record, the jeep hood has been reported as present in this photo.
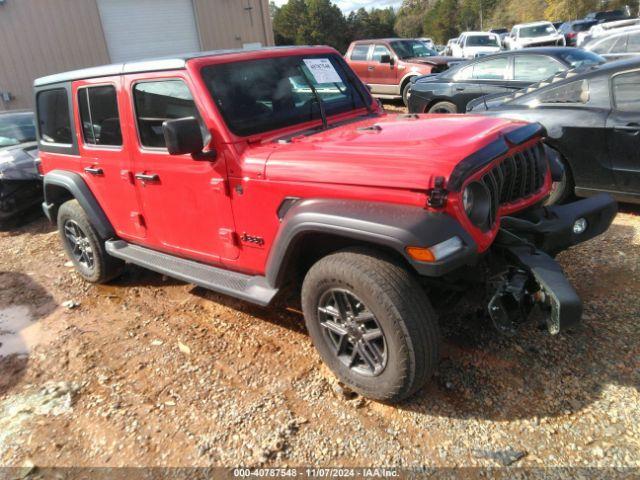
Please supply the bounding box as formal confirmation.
[264,115,529,190]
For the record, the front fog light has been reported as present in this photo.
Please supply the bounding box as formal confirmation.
[573,217,587,235]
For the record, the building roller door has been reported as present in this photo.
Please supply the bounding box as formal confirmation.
[97,0,201,62]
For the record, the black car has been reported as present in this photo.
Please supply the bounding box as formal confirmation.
[558,19,598,46]
[0,110,42,226]
[407,48,605,114]
[467,58,640,204]
[585,9,631,24]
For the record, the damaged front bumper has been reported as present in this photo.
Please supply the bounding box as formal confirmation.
[488,194,617,334]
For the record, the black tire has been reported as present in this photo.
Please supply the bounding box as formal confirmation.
[428,101,458,114]
[301,248,440,403]
[545,159,575,205]
[57,199,124,283]
[402,81,413,107]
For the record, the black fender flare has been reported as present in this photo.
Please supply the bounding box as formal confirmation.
[42,170,115,239]
[265,199,478,287]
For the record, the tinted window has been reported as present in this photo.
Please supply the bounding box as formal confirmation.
[514,55,564,82]
[0,112,36,147]
[78,86,122,146]
[613,71,640,112]
[134,80,198,148]
[535,80,590,104]
[372,45,391,62]
[202,55,365,137]
[628,31,640,52]
[350,44,369,61]
[472,57,509,80]
[37,89,72,144]
[465,35,499,47]
[557,50,605,68]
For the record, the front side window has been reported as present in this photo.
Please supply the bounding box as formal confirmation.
[134,80,199,148]
[628,32,640,52]
[37,88,72,144]
[613,71,640,112]
[514,55,565,82]
[0,112,36,147]
[201,54,365,137]
[590,36,618,54]
[350,44,369,61]
[471,57,509,80]
[610,35,628,54]
[78,85,122,146]
[371,45,391,62]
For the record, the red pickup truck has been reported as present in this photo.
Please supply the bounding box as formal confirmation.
[35,46,615,402]
[345,38,462,105]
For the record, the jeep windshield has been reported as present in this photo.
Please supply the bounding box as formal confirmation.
[390,40,438,59]
[0,112,36,148]
[201,54,367,137]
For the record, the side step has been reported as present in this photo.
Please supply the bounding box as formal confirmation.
[105,240,278,306]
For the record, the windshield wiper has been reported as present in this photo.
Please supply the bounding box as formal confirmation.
[297,66,328,130]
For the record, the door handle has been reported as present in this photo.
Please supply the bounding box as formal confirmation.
[84,166,104,176]
[367,66,375,71]
[134,173,160,182]
[614,123,640,134]
[455,86,466,91]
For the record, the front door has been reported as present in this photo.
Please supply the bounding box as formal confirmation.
[72,77,144,240]
[123,72,238,264]
[607,69,640,195]
[368,44,396,94]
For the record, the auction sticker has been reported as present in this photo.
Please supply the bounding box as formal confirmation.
[303,58,341,84]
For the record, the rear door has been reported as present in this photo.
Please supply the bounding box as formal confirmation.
[348,43,372,84]
[123,71,238,264]
[606,68,640,194]
[72,77,144,240]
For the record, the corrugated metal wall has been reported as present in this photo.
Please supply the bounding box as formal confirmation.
[0,0,110,110]
[193,0,274,50]
[0,0,274,111]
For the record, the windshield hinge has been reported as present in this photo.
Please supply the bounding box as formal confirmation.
[428,176,447,208]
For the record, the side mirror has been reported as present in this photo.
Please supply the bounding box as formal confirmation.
[162,117,204,156]
[380,54,392,64]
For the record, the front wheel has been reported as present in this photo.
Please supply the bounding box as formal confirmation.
[301,248,440,403]
[402,81,413,107]
[428,101,458,114]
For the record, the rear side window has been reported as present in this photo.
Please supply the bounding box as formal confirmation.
[533,80,590,104]
[133,80,199,148]
[78,85,122,146]
[371,45,391,62]
[613,71,640,112]
[37,88,72,144]
[350,45,369,61]
[514,55,564,82]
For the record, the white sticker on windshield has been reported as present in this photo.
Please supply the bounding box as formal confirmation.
[303,58,342,84]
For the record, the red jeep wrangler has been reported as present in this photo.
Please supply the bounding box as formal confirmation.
[345,38,461,106]
[35,46,616,403]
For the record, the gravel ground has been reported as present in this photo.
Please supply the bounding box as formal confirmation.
[0,105,638,470]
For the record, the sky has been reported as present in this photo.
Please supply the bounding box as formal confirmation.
[271,0,403,13]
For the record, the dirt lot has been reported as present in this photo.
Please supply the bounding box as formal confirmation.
[1,112,639,469]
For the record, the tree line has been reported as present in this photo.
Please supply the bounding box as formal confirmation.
[271,0,636,50]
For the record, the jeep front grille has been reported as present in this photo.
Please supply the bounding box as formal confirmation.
[480,143,548,226]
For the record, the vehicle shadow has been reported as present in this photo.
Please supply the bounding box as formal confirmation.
[0,272,57,397]
[0,204,45,233]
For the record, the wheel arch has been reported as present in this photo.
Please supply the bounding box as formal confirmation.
[42,170,115,239]
[265,199,478,288]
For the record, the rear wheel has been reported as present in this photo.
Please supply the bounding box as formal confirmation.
[57,199,124,283]
[301,248,440,403]
[428,101,458,114]
[402,81,413,107]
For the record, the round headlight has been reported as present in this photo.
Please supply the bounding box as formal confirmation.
[462,182,492,228]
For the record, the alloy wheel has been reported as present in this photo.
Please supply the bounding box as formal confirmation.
[317,288,387,376]
[63,219,95,270]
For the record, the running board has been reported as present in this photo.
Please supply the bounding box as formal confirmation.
[105,240,278,306]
